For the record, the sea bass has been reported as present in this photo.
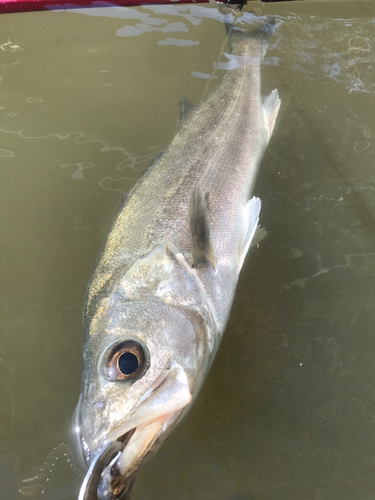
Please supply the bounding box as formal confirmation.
[74,17,280,500]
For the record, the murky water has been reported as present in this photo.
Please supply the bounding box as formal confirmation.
[1,1,375,499]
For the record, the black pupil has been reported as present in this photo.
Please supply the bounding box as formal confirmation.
[118,352,139,375]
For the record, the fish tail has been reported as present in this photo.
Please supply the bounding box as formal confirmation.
[226,16,276,58]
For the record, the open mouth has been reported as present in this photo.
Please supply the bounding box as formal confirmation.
[77,362,192,500]
[98,415,173,500]
[78,419,166,500]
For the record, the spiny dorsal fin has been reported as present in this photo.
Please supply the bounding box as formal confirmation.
[189,186,216,269]
[177,97,195,131]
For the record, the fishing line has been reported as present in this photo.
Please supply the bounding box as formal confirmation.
[200,11,237,103]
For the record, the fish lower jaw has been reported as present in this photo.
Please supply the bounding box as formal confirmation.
[96,415,172,500]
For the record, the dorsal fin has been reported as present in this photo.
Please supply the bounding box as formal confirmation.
[177,97,195,130]
[189,186,216,269]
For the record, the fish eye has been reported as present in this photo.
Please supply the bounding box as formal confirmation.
[103,340,146,381]
[118,351,139,375]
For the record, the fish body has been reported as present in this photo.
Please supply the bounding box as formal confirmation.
[74,18,280,500]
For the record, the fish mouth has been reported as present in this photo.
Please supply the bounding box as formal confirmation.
[96,415,173,500]
[78,362,192,500]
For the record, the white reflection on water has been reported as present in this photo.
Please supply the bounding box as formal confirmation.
[0,39,24,52]
[50,2,240,43]
[116,21,189,37]
[158,37,199,46]
[272,14,375,93]
[0,126,155,190]
[51,4,375,94]
[0,147,14,157]
[191,71,217,79]
[61,161,95,180]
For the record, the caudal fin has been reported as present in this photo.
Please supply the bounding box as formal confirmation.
[226,16,276,57]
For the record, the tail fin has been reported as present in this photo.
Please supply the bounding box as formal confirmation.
[226,16,276,57]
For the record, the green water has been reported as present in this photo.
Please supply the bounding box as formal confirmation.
[0,1,375,499]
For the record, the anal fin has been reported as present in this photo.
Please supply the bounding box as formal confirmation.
[239,197,262,271]
[189,186,216,269]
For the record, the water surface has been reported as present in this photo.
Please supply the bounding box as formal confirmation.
[1,1,375,499]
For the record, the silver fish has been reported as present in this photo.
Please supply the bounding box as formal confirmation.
[74,17,280,500]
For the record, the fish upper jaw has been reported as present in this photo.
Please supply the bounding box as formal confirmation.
[77,362,192,500]
[72,395,91,473]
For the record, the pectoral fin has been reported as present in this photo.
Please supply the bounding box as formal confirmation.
[238,197,262,271]
[189,186,216,269]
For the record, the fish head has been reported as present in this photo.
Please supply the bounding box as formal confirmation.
[73,296,209,499]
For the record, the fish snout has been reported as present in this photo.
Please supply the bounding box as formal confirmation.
[78,362,192,500]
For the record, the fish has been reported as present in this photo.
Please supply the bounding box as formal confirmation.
[73,15,280,500]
